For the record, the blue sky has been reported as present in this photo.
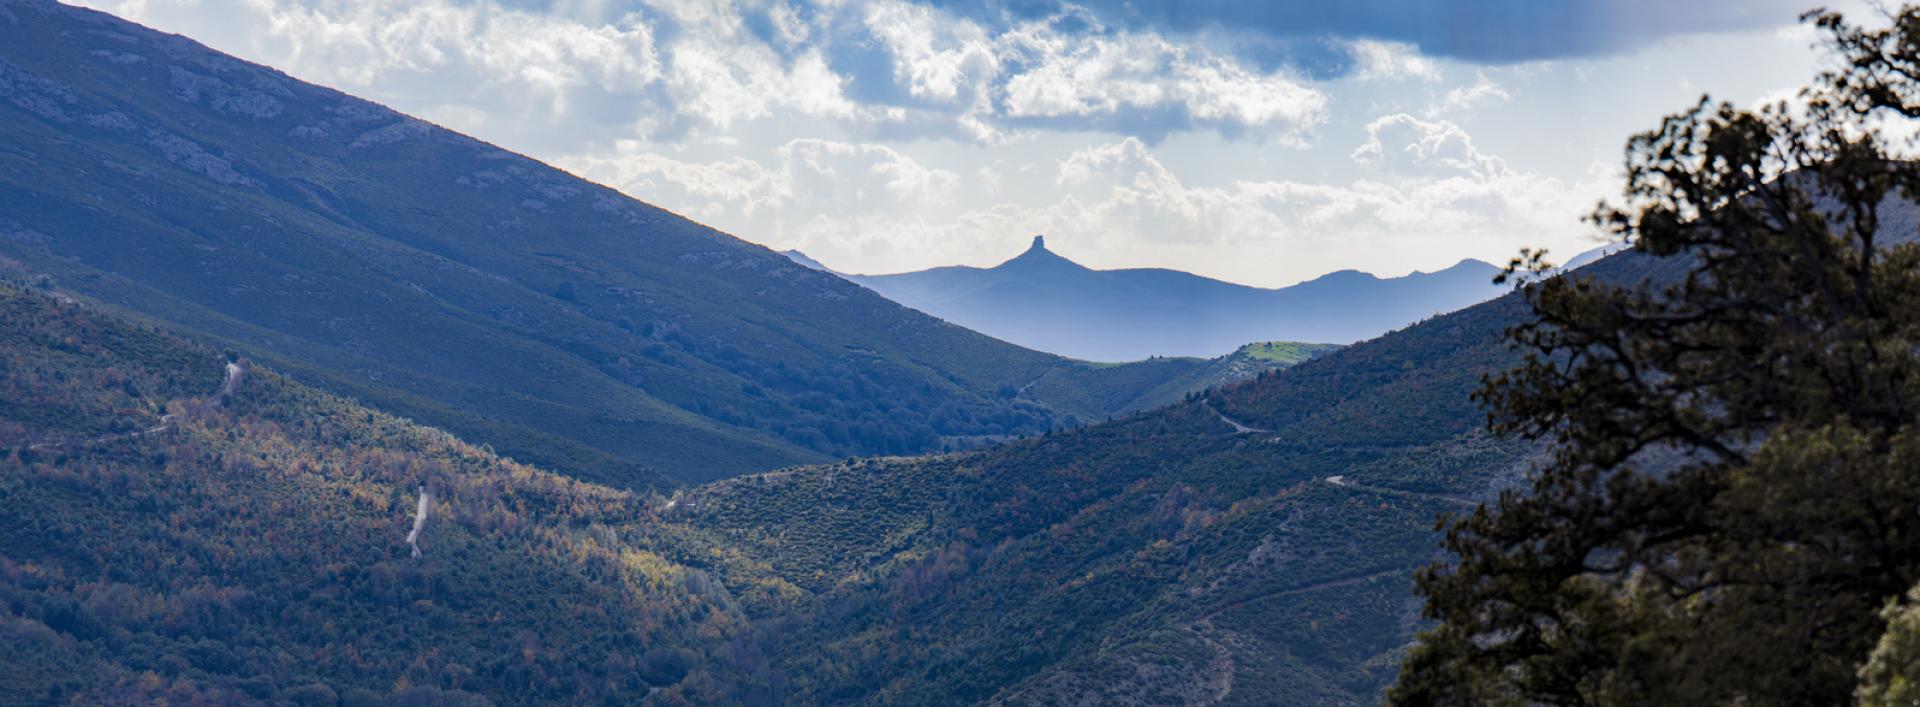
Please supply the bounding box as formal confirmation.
[75,0,1863,286]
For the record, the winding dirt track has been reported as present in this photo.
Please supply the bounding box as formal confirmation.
[1177,479,1481,635]
[1324,475,1479,508]
[25,358,246,452]
[1193,568,1409,624]
[1209,405,1271,434]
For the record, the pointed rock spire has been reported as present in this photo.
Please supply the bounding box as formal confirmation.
[994,233,1084,271]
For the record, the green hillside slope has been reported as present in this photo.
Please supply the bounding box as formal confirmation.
[0,283,783,704]
[0,0,1229,487]
[663,282,1556,703]
[0,237,1674,706]
[0,278,1362,706]
[1237,341,1344,366]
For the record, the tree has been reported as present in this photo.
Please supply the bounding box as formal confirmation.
[1859,586,1920,706]
[1392,7,1920,705]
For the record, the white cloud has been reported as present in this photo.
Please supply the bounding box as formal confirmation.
[564,138,958,229]
[565,123,1603,285]
[1018,132,1601,283]
[81,0,1328,147]
[994,13,1327,140]
[864,0,999,104]
[1351,113,1505,180]
[837,2,1332,142]
[780,139,961,206]
[1350,40,1441,82]
[1432,72,1512,114]
[663,41,859,129]
[1041,134,1572,252]
[77,0,1796,287]
[179,0,662,109]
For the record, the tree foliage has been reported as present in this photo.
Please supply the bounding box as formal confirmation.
[1394,7,1920,705]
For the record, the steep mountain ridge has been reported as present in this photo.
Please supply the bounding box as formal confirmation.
[820,235,1511,361]
[0,0,1240,487]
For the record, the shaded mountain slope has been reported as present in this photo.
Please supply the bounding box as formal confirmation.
[667,238,1842,704]
[661,260,1602,704]
[0,276,1357,707]
[830,236,1508,361]
[0,0,1228,487]
[1020,340,1341,421]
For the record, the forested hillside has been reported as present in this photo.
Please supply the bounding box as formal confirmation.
[0,283,784,703]
[0,212,1687,706]
[659,262,1605,703]
[0,263,1454,706]
[0,0,1236,488]
[0,226,1638,706]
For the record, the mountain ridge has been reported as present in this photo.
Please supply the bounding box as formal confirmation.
[0,0,1271,487]
[793,236,1513,361]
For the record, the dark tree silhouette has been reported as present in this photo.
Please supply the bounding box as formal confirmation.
[1394,7,1920,705]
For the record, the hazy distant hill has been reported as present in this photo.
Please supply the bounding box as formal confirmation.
[805,236,1510,360]
[0,0,1249,487]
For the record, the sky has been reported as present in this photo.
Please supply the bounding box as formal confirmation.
[72,0,1873,287]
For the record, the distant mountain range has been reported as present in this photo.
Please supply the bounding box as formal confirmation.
[789,237,1514,361]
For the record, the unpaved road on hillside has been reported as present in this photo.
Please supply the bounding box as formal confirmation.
[26,358,246,451]
[1209,405,1270,435]
[1324,475,1478,508]
[1193,568,1409,624]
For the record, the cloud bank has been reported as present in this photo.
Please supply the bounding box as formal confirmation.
[71,0,1819,286]
[569,114,1607,284]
